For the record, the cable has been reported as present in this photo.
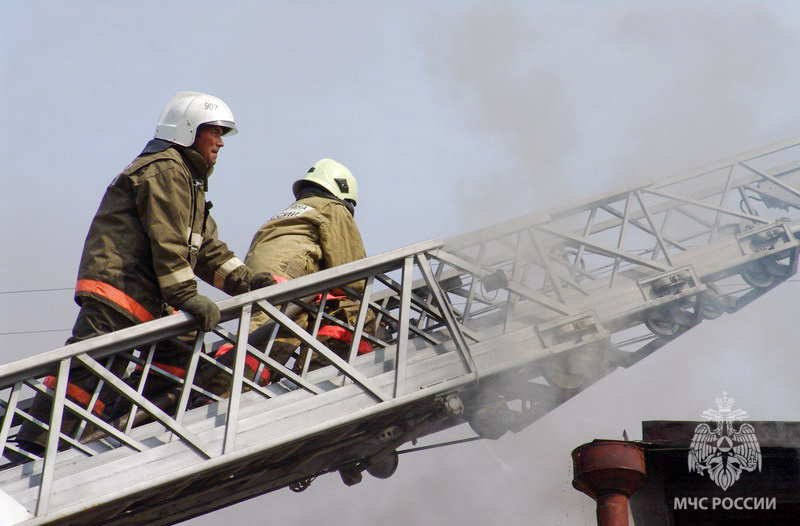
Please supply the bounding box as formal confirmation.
[0,287,72,295]
[397,436,483,454]
[0,329,71,336]
[0,287,73,336]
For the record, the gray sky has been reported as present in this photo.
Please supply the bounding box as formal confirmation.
[3,1,800,524]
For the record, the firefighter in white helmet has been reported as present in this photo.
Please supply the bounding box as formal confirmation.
[210,159,375,390]
[12,92,273,461]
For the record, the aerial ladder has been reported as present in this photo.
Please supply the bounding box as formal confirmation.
[2,137,800,525]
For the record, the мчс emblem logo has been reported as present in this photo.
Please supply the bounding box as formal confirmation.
[688,392,761,491]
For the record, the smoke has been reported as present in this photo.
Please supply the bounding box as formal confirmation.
[419,2,800,231]
[409,3,800,524]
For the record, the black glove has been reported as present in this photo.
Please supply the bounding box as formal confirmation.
[180,295,220,332]
[251,272,277,290]
[223,265,254,295]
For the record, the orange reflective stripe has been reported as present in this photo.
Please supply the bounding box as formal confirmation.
[43,376,106,416]
[151,362,186,379]
[245,356,270,384]
[214,344,270,384]
[314,292,343,303]
[317,325,373,354]
[273,275,342,306]
[214,343,234,356]
[75,279,155,323]
[133,362,187,379]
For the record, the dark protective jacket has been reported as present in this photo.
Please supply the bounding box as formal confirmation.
[75,139,251,323]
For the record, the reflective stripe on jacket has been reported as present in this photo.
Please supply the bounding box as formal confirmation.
[42,376,106,416]
[214,344,271,384]
[317,325,374,354]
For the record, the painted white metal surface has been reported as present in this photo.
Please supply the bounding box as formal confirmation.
[0,488,32,525]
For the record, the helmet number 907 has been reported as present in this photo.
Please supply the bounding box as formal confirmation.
[204,102,218,110]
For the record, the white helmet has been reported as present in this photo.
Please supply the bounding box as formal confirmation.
[154,91,237,147]
[293,158,359,205]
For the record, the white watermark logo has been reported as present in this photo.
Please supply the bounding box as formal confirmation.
[688,392,761,491]
[674,496,775,510]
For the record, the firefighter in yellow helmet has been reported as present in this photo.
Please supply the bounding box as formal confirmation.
[11,92,273,461]
[214,159,374,386]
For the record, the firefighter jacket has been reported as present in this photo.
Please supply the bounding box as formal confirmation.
[245,193,366,282]
[74,139,251,323]
[244,189,379,362]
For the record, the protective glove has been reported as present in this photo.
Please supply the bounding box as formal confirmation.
[180,295,220,332]
[223,265,254,295]
[251,272,277,290]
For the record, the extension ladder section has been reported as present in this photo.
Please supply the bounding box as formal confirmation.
[2,137,800,525]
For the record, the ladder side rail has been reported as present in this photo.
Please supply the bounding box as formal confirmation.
[0,239,446,388]
[443,140,800,262]
[569,161,796,244]
[439,163,800,326]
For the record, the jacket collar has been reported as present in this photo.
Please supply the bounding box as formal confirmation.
[141,139,213,189]
[297,185,356,216]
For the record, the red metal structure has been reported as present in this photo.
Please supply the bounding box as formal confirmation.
[572,440,647,526]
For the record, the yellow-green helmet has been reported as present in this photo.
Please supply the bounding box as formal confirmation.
[292,158,358,205]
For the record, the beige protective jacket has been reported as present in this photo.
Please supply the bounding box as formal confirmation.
[245,194,366,281]
[75,140,251,323]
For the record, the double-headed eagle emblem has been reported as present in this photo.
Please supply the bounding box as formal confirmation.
[688,392,761,491]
